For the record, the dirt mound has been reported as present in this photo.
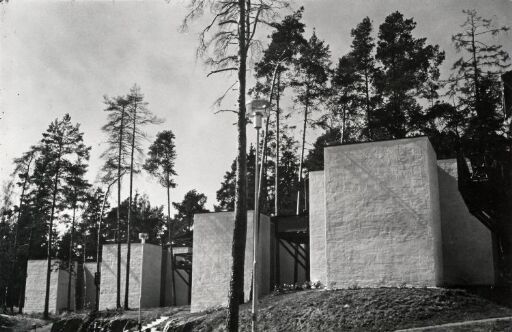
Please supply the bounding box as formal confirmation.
[167,288,512,332]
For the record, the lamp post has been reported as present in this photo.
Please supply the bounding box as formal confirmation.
[138,233,148,332]
[247,98,270,332]
[76,244,86,310]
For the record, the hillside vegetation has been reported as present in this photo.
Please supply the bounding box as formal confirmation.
[164,288,512,332]
[5,287,512,331]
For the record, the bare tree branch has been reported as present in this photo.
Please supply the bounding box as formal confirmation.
[214,109,239,114]
[207,67,238,77]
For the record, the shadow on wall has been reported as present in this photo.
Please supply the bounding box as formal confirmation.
[437,160,494,286]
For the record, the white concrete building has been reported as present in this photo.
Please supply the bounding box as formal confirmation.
[24,260,75,314]
[98,243,168,310]
[190,211,271,313]
[309,137,494,288]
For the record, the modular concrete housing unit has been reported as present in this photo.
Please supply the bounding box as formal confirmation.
[191,211,270,313]
[25,246,189,312]
[99,243,167,310]
[309,137,494,288]
[24,260,76,313]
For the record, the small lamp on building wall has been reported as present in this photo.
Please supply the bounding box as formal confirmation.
[137,233,148,332]
[246,97,270,332]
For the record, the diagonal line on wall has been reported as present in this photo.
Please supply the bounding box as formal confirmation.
[334,150,424,222]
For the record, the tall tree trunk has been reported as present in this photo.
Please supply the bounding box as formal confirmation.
[44,145,62,319]
[259,65,279,214]
[116,106,126,308]
[274,74,280,217]
[364,68,372,140]
[341,106,347,144]
[19,193,38,314]
[167,184,176,306]
[12,156,33,313]
[67,204,77,310]
[124,103,137,310]
[470,18,480,116]
[227,0,247,330]
[96,179,116,312]
[258,128,270,211]
[296,86,309,215]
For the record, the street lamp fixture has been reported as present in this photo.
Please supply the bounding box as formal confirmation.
[76,243,87,309]
[138,233,148,332]
[247,98,270,129]
[246,97,269,332]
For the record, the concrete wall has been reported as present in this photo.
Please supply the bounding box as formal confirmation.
[322,137,441,288]
[140,244,163,308]
[99,243,162,310]
[57,263,76,312]
[24,260,74,313]
[426,141,444,285]
[163,248,173,306]
[309,171,326,285]
[437,159,494,285]
[191,211,270,313]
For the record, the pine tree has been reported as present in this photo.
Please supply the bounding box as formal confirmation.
[144,129,178,305]
[172,190,209,236]
[215,145,256,212]
[63,155,90,310]
[101,95,131,308]
[448,9,510,156]
[216,133,299,216]
[80,187,111,266]
[320,55,361,143]
[181,1,289,327]
[0,179,16,311]
[144,130,177,246]
[417,102,463,158]
[130,193,166,242]
[267,127,300,215]
[9,146,38,312]
[290,31,331,215]
[304,129,341,173]
[101,195,163,244]
[123,85,162,309]
[374,11,444,139]
[38,114,89,319]
[254,8,306,216]
[349,17,377,140]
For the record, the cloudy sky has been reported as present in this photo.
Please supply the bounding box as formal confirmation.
[1,0,511,214]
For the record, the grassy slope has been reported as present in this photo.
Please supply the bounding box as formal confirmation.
[7,288,512,331]
[166,288,512,332]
